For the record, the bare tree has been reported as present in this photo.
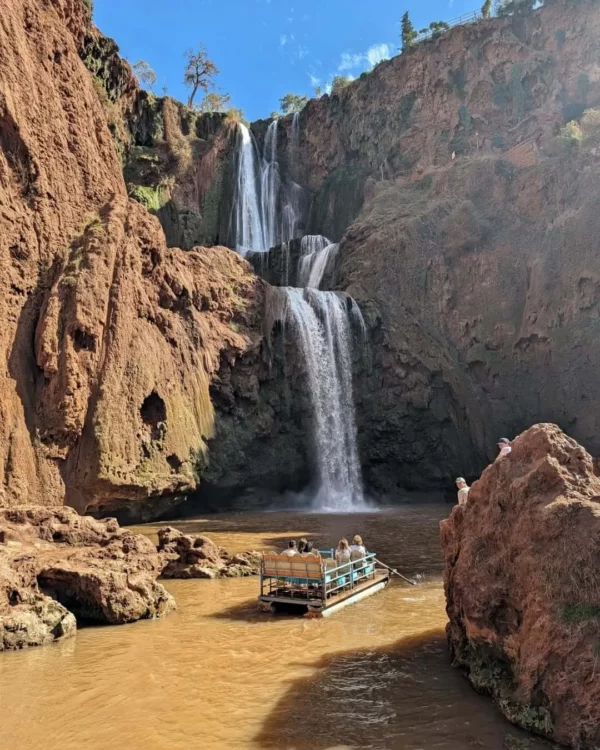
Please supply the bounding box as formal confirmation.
[184,45,218,108]
[199,91,232,113]
[132,60,157,92]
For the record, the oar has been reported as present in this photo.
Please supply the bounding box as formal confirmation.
[374,557,417,586]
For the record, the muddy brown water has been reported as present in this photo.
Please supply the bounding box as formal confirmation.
[0,506,550,749]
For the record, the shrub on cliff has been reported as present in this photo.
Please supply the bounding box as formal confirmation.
[331,76,352,96]
[279,93,309,114]
[582,108,600,137]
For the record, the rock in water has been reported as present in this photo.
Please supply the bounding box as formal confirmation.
[0,506,175,648]
[157,526,261,578]
[0,554,76,650]
[441,423,600,747]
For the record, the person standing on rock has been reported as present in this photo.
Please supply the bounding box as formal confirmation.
[496,438,512,460]
[455,477,470,505]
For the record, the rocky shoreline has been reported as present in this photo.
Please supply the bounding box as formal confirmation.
[0,507,260,651]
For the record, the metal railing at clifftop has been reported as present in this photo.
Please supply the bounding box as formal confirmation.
[415,10,483,43]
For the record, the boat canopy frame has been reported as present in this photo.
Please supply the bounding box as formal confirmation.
[259,551,379,607]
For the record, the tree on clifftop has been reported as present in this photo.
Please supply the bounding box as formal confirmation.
[401,11,418,50]
[279,93,309,114]
[132,60,157,92]
[199,91,232,113]
[481,0,493,18]
[183,45,218,108]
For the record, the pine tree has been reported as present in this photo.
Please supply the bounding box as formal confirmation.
[401,11,418,50]
[481,0,492,18]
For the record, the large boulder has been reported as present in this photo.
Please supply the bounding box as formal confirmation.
[157,526,261,579]
[441,424,600,747]
[0,553,76,650]
[0,506,175,648]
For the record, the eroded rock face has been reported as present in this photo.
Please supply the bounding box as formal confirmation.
[157,526,261,578]
[441,424,600,747]
[0,506,174,648]
[0,0,310,518]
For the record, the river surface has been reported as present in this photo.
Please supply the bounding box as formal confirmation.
[0,505,549,750]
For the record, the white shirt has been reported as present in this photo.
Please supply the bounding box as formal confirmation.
[350,544,366,556]
[335,548,351,563]
[457,487,469,505]
[281,548,298,557]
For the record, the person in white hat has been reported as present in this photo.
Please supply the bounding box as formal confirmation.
[455,477,470,505]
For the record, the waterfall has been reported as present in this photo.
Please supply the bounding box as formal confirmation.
[231,121,305,254]
[290,111,300,165]
[282,288,366,511]
[298,243,339,289]
[232,124,265,256]
[260,120,280,251]
[231,118,367,512]
[281,181,303,242]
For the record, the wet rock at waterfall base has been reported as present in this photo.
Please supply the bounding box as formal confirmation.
[0,507,175,649]
[441,424,600,747]
[157,526,261,578]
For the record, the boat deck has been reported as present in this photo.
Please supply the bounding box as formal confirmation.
[259,568,390,618]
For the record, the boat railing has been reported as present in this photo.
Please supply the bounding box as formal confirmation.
[260,551,378,603]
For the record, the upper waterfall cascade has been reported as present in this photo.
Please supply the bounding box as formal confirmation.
[230,119,368,511]
[231,122,304,255]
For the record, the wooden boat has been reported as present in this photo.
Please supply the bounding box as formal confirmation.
[258,550,390,617]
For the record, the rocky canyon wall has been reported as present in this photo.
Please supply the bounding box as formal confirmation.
[0,0,311,519]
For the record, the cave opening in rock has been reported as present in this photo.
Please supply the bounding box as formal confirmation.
[72,328,96,352]
[140,391,167,440]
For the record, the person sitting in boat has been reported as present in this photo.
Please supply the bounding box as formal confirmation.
[349,535,366,557]
[302,541,319,557]
[281,540,298,557]
[297,538,308,554]
[335,538,351,564]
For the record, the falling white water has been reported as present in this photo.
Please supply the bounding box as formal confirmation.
[231,121,305,255]
[300,235,331,255]
[281,181,303,242]
[290,111,300,162]
[232,124,266,255]
[281,288,366,511]
[260,119,280,251]
[298,242,340,289]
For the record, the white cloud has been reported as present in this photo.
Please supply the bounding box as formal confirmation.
[338,52,364,72]
[297,45,308,59]
[280,34,288,46]
[309,74,321,87]
[366,43,392,67]
[337,42,393,74]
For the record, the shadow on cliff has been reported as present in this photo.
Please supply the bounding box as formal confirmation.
[254,629,553,750]
[7,260,61,438]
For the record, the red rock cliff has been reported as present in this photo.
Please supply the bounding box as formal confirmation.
[0,0,275,515]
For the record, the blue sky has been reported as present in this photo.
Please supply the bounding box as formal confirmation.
[94,0,475,122]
